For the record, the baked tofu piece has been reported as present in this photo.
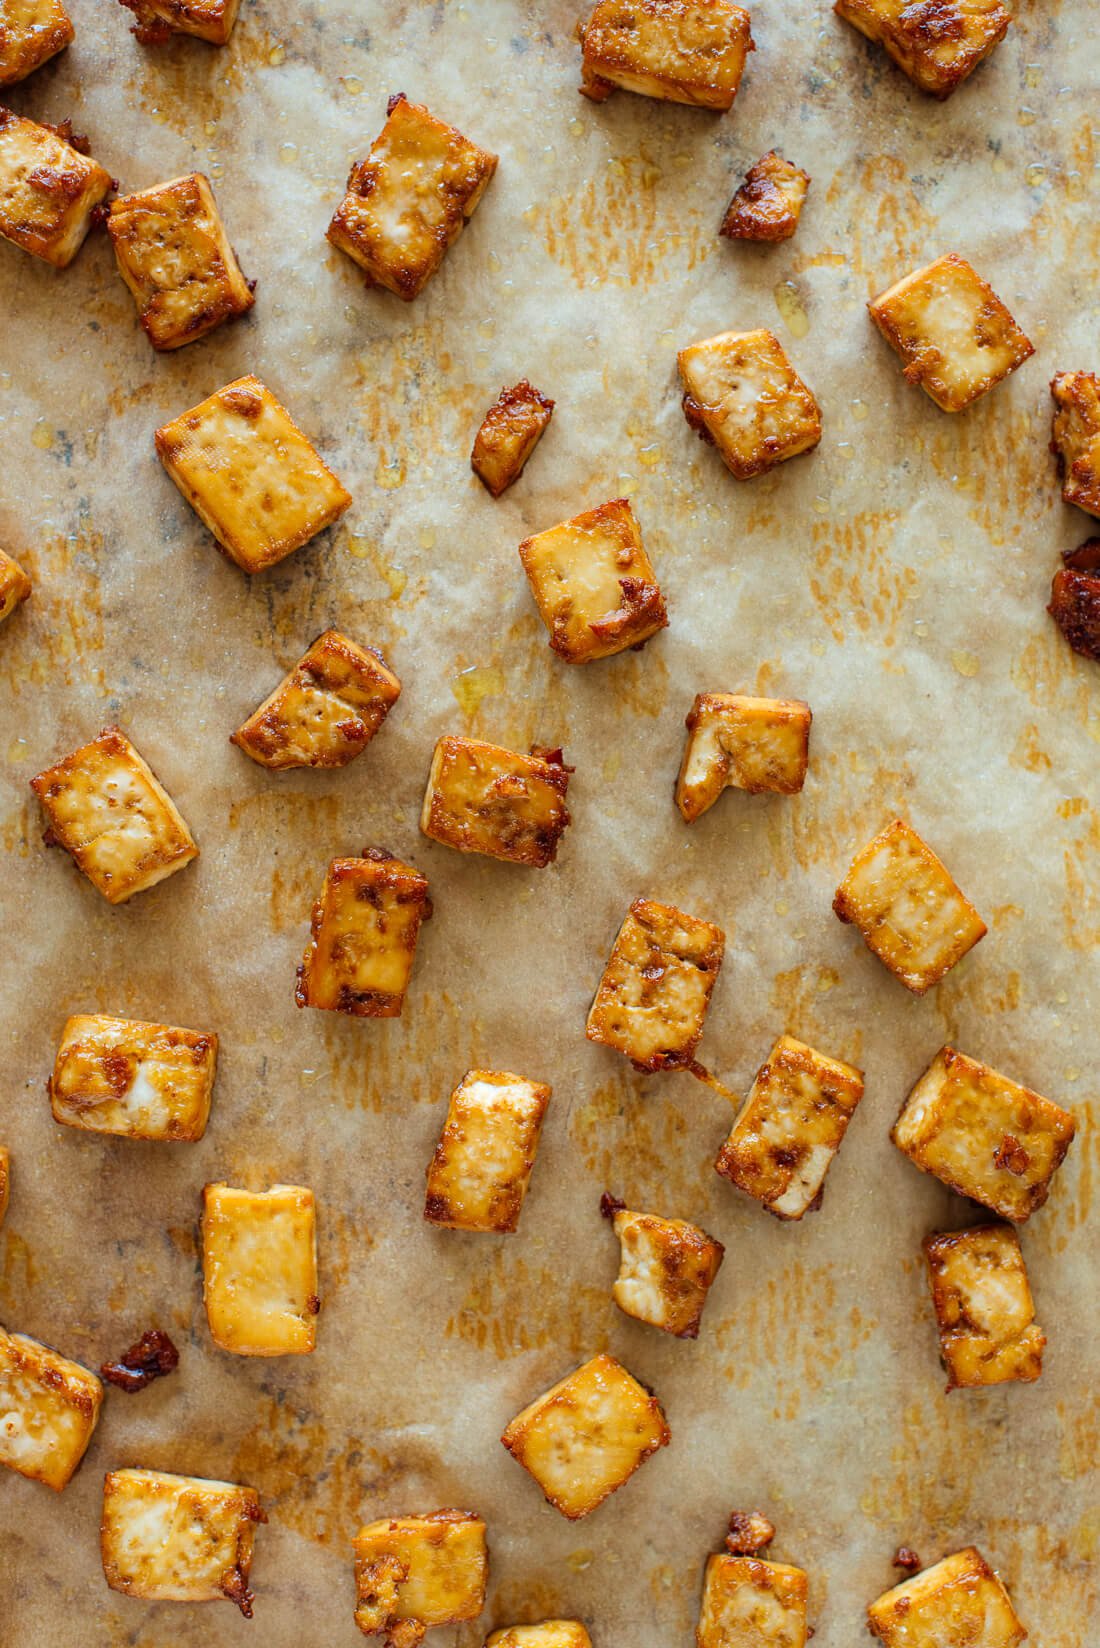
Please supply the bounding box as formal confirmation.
[0,547,31,623]
[472,380,554,497]
[101,1468,265,1615]
[586,896,725,1072]
[49,1013,217,1141]
[30,725,198,904]
[923,1224,1044,1390]
[720,152,809,242]
[0,1145,8,1226]
[893,1046,1075,1222]
[868,255,1033,413]
[678,330,822,480]
[155,375,352,575]
[835,0,1011,99]
[1051,371,1100,518]
[833,818,987,994]
[501,1352,669,1520]
[1049,540,1100,662]
[697,1554,809,1648]
[0,109,112,268]
[328,95,497,301]
[867,1547,1026,1647]
[715,1035,864,1220]
[296,849,431,1018]
[353,1510,488,1644]
[603,1200,724,1338]
[577,0,754,108]
[424,1070,552,1233]
[0,1326,103,1490]
[487,1626,592,1648]
[519,498,668,664]
[420,737,572,868]
[117,0,239,45]
[108,172,252,351]
[232,629,401,771]
[202,1182,319,1357]
[0,0,73,86]
[676,693,811,821]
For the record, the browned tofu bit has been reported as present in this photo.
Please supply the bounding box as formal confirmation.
[604,1199,724,1338]
[678,329,822,480]
[720,152,809,242]
[1051,371,1100,519]
[676,692,811,821]
[724,1510,776,1556]
[0,108,112,268]
[353,1510,488,1644]
[586,896,725,1072]
[835,0,1011,99]
[577,0,754,109]
[0,547,32,624]
[117,0,240,45]
[472,380,554,497]
[1049,540,1100,662]
[519,497,668,664]
[0,1326,103,1490]
[425,1070,551,1233]
[867,1546,1026,1647]
[420,736,572,867]
[296,848,431,1018]
[101,1468,265,1613]
[923,1224,1045,1391]
[232,630,401,770]
[0,0,74,86]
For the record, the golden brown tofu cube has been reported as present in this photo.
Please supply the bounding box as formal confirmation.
[296,849,431,1018]
[923,1224,1044,1391]
[101,1468,265,1615]
[0,1145,8,1227]
[868,254,1033,413]
[519,498,668,664]
[232,629,401,771]
[327,95,497,301]
[697,1554,809,1648]
[0,108,112,268]
[353,1510,488,1644]
[577,0,754,108]
[472,380,555,497]
[678,330,822,480]
[832,818,986,994]
[420,737,572,868]
[156,375,352,575]
[487,1626,593,1648]
[0,547,31,624]
[49,1013,217,1142]
[0,0,73,86]
[604,1200,724,1338]
[586,896,725,1072]
[676,693,811,821]
[202,1182,319,1357]
[867,1547,1026,1648]
[116,0,240,45]
[501,1352,669,1520]
[30,725,198,904]
[720,152,809,243]
[835,0,1011,99]
[0,1326,102,1490]
[893,1046,1075,1222]
[1051,371,1100,519]
[424,1070,551,1234]
[715,1035,864,1221]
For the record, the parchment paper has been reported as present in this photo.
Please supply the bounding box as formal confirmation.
[1,0,1097,1641]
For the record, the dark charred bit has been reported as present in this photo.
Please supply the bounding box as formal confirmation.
[386,92,407,116]
[993,1133,1031,1176]
[43,118,90,153]
[222,1567,257,1618]
[100,1328,179,1393]
[529,745,575,772]
[363,845,396,862]
[893,1546,922,1573]
[246,277,258,295]
[599,1191,626,1221]
[1048,565,1100,662]
[1063,538,1100,572]
[725,1510,776,1555]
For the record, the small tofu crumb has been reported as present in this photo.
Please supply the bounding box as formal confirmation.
[725,1510,776,1556]
[867,1547,1026,1647]
[720,152,809,242]
[425,1070,551,1233]
[101,1468,265,1613]
[676,693,811,820]
[923,1224,1044,1390]
[1049,541,1100,662]
[353,1509,488,1643]
[577,0,754,109]
[472,380,555,496]
[678,329,822,480]
[586,896,725,1072]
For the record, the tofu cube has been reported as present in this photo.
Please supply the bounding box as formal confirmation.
[720,152,810,242]
[867,1547,1026,1647]
[697,1554,809,1648]
[30,725,198,904]
[577,0,754,108]
[101,1468,265,1614]
[108,172,253,351]
[1051,371,1100,519]
[0,547,31,624]
[156,375,352,575]
[49,1013,217,1141]
[296,850,430,1018]
[678,330,822,480]
[519,498,668,664]
[893,1046,1075,1221]
[0,1326,103,1490]
[0,1145,8,1226]
[424,1069,552,1233]
[832,818,987,994]
[923,1224,1044,1390]
[420,737,572,868]
[715,1034,865,1220]
[676,693,811,821]
[835,0,1011,99]
[116,0,239,44]
[605,1202,724,1338]
[868,254,1033,413]
[472,380,555,497]
[232,629,401,771]
[487,1626,593,1648]
[586,896,725,1072]
[202,1182,319,1357]
[0,0,73,86]
[327,95,497,301]
[353,1510,488,1643]
[0,109,112,268]
[1049,543,1100,662]
[501,1352,669,1520]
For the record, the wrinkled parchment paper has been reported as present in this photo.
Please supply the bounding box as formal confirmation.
[1,0,1098,1641]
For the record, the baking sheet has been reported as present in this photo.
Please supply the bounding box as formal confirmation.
[1,0,1098,1641]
